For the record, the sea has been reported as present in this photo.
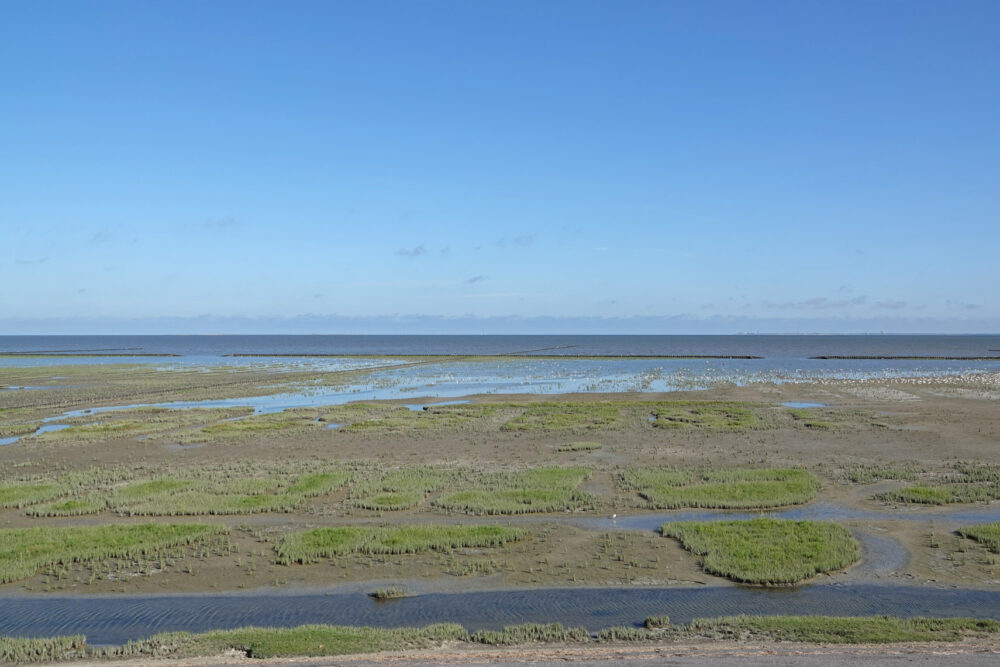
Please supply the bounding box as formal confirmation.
[2,334,999,358]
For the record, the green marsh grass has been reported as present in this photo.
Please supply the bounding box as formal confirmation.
[842,463,920,484]
[433,467,592,515]
[787,408,836,430]
[501,403,621,432]
[0,481,69,509]
[108,623,468,659]
[648,401,761,431]
[27,494,107,517]
[0,634,87,663]
[876,463,1000,505]
[623,468,820,509]
[276,524,527,564]
[16,465,354,517]
[351,467,451,511]
[0,524,228,583]
[346,404,496,433]
[660,519,859,584]
[958,522,1000,553]
[469,623,589,645]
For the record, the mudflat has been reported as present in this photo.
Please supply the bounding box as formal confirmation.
[2,361,1000,660]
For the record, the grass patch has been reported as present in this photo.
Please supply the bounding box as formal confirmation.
[0,481,69,509]
[787,408,837,430]
[875,463,1000,505]
[649,401,760,431]
[285,470,354,497]
[684,615,999,643]
[433,467,592,515]
[110,468,350,516]
[27,495,108,517]
[0,635,88,663]
[501,403,621,432]
[108,623,467,659]
[0,524,228,583]
[276,524,527,564]
[842,463,920,484]
[469,623,589,645]
[351,467,451,511]
[958,522,1000,553]
[343,404,496,434]
[660,519,859,585]
[622,468,820,509]
[556,441,603,452]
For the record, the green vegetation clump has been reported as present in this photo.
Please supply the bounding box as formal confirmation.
[842,463,920,484]
[346,404,496,433]
[31,407,255,443]
[958,522,1000,553]
[351,467,451,511]
[469,623,589,646]
[434,467,592,515]
[0,524,228,583]
[556,441,603,452]
[286,470,354,497]
[660,519,859,585]
[369,585,408,600]
[623,468,820,509]
[0,481,69,509]
[26,466,355,517]
[27,495,107,517]
[597,626,649,641]
[876,463,1000,505]
[0,635,88,663]
[501,403,621,432]
[275,524,527,564]
[685,615,999,643]
[107,623,468,659]
[878,485,957,505]
[787,408,836,430]
[649,401,760,431]
[644,615,670,628]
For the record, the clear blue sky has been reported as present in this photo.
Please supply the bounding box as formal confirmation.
[2,1,997,334]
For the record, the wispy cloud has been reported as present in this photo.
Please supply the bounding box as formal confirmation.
[203,216,239,229]
[395,245,428,258]
[91,229,112,243]
[947,300,982,310]
[15,257,49,265]
[875,300,907,309]
[765,295,870,310]
[464,275,488,284]
[496,235,535,248]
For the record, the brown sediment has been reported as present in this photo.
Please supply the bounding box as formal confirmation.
[1,364,1000,596]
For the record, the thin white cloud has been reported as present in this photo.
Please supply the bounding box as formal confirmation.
[395,245,428,258]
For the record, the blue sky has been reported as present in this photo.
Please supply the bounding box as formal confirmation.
[1,1,997,334]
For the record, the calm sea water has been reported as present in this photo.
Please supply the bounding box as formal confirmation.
[2,334,999,358]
